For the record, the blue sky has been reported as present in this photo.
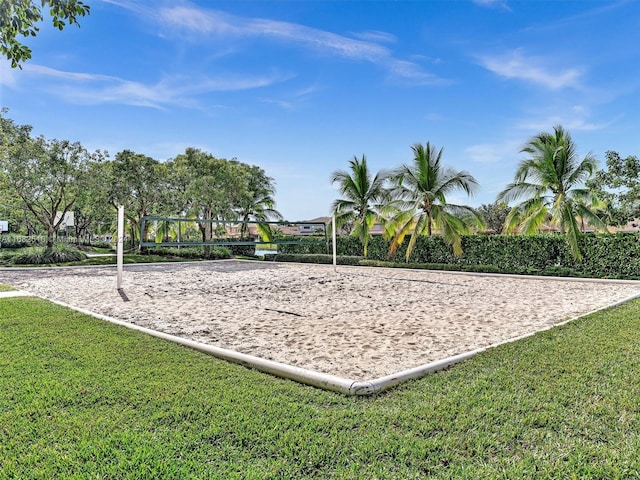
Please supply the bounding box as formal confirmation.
[1,0,639,221]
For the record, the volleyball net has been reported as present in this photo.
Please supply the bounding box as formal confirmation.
[138,216,329,250]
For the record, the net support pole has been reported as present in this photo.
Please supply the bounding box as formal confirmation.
[332,214,337,272]
[116,205,124,290]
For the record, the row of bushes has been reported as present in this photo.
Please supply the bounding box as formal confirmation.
[278,233,640,279]
[145,246,233,260]
[265,253,362,265]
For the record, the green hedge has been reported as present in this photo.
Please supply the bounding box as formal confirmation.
[226,243,256,257]
[279,233,640,280]
[146,246,232,260]
[277,237,329,255]
[270,254,363,265]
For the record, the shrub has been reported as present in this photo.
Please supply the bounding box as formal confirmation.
[0,234,43,249]
[226,243,256,257]
[11,244,87,265]
[273,254,363,265]
[275,236,330,255]
[146,246,231,260]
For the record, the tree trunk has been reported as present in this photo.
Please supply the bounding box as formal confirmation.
[134,220,145,253]
[46,225,55,251]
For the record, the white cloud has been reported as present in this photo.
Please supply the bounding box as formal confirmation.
[517,105,615,132]
[387,59,447,86]
[465,139,520,163]
[472,0,512,11]
[150,3,443,85]
[0,60,19,87]
[518,117,610,132]
[259,97,294,110]
[478,49,584,89]
[156,5,387,59]
[424,112,445,122]
[7,63,288,108]
[294,84,321,97]
[23,63,116,82]
[257,83,322,111]
[351,30,397,44]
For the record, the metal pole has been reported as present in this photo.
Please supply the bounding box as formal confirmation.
[332,214,337,272]
[117,205,124,290]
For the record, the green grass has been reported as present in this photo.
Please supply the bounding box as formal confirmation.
[0,284,16,292]
[87,247,116,254]
[2,297,640,478]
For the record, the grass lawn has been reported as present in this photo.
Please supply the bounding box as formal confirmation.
[0,284,16,292]
[2,294,640,478]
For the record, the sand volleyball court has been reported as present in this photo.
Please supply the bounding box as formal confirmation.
[2,260,640,381]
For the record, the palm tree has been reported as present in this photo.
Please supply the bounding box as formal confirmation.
[388,142,483,260]
[236,165,283,240]
[330,155,390,257]
[497,125,608,259]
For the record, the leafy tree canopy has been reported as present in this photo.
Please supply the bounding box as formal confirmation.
[587,151,640,226]
[475,202,510,234]
[0,111,104,248]
[1,0,90,68]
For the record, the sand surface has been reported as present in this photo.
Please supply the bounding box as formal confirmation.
[2,260,640,380]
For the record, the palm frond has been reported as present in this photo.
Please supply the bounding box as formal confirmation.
[497,181,546,204]
[388,212,416,257]
[437,211,466,256]
[559,202,582,259]
[503,196,549,234]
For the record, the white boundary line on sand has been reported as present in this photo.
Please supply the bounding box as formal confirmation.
[9,286,640,396]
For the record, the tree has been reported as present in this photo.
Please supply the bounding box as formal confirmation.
[1,0,90,68]
[105,150,172,249]
[497,125,608,259]
[0,113,102,249]
[73,159,115,243]
[171,148,248,257]
[330,155,390,257]
[0,167,30,234]
[475,202,510,234]
[586,150,640,226]
[387,142,483,260]
[236,164,282,239]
